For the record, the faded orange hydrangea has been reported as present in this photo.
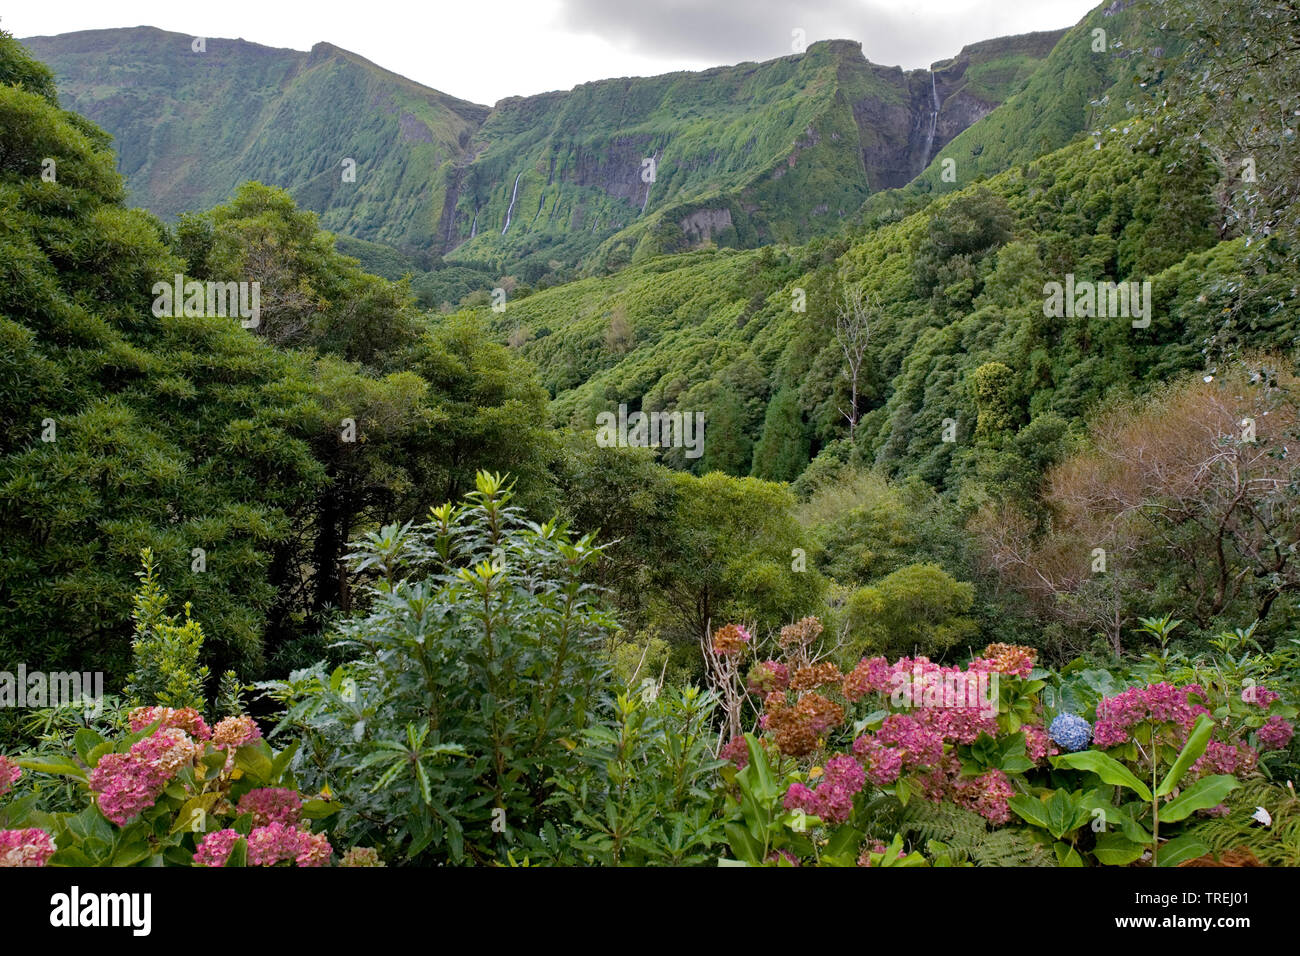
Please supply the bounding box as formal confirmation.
[778,616,823,649]
[789,662,844,692]
[762,692,844,757]
[976,643,1037,678]
[712,624,752,656]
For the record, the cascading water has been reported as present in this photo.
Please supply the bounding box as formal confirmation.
[641,150,658,216]
[470,209,478,239]
[501,172,522,235]
[918,69,940,175]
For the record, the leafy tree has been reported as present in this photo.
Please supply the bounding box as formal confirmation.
[840,563,979,659]
[123,549,210,711]
[751,387,810,481]
[650,472,825,644]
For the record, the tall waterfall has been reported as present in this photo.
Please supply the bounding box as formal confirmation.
[918,69,940,175]
[501,172,522,235]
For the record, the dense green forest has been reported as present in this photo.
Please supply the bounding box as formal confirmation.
[2,0,1300,871]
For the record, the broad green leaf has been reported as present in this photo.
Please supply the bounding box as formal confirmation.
[1156,834,1211,867]
[233,744,274,782]
[1159,775,1239,823]
[1008,794,1052,831]
[743,734,776,802]
[1093,832,1145,866]
[724,822,763,866]
[1052,750,1153,801]
[16,756,85,778]
[111,841,152,867]
[73,728,105,766]
[1054,841,1085,866]
[1157,715,1214,797]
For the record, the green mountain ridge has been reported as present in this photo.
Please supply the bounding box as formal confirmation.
[23,25,1062,277]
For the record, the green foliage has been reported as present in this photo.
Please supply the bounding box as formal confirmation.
[841,563,978,659]
[263,472,615,864]
[751,386,810,481]
[3,706,332,867]
[124,550,211,711]
[539,685,729,865]
[900,801,1055,867]
[23,27,488,255]
[655,472,825,644]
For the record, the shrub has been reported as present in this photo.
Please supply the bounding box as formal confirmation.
[262,471,616,864]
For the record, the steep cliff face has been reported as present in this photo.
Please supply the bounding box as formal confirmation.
[449,34,1065,271]
[23,28,489,261]
[23,26,1063,275]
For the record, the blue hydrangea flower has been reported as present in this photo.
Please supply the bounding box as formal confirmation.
[1048,713,1092,752]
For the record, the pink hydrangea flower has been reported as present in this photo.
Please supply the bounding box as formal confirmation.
[88,728,200,825]
[212,715,262,749]
[719,735,750,769]
[0,828,55,867]
[875,714,944,770]
[129,706,212,741]
[193,829,242,867]
[852,734,904,786]
[1242,686,1281,708]
[1022,725,1058,763]
[294,829,332,867]
[1190,740,1258,779]
[1093,683,1201,748]
[0,756,21,798]
[237,788,303,827]
[842,657,892,701]
[246,823,332,867]
[952,769,1014,824]
[1257,716,1294,752]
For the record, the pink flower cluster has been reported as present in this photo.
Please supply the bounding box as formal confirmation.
[712,624,751,656]
[1022,725,1058,764]
[1190,740,1258,779]
[875,713,944,768]
[0,828,55,867]
[212,715,262,749]
[237,787,303,827]
[952,769,1015,824]
[783,755,866,824]
[129,706,212,740]
[719,735,750,769]
[746,660,789,694]
[89,728,200,825]
[1242,686,1281,708]
[0,755,21,798]
[1092,683,1210,748]
[852,734,905,786]
[194,823,332,867]
[1257,716,1294,752]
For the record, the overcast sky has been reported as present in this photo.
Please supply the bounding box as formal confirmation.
[9,0,1098,105]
